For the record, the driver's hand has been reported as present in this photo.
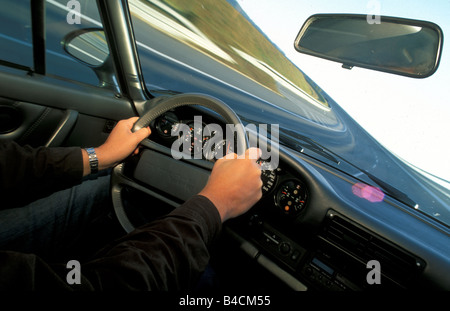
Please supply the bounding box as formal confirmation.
[199,148,263,222]
[84,117,151,175]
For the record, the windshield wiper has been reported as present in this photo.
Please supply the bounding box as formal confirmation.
[276,127,418,209]
[360,169,419,209]
[238,117,341,165]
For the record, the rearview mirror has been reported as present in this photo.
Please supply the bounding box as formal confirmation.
[294,14,443,78]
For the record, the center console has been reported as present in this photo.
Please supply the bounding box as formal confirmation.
[231,209,426,291]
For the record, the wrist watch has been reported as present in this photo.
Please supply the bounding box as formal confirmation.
[85,147,98,174]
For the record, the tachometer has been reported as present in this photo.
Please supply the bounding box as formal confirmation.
[275,180,308,216]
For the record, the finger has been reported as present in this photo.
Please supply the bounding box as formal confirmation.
[239,148,261,161]
[134,126,151,141]
[224,152,238,160]
[120,117,140,130]
[127,116,140,123]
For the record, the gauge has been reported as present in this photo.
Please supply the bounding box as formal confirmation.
[155,112,179,137]
[257,159,278,195]
[275,180,308,216]
[181,121,210,157]
[204,138,234,161]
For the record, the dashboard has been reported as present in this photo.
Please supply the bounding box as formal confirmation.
[125,104,450,291]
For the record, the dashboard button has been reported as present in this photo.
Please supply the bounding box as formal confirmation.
[279,242,291,255]
[291,250,300,261]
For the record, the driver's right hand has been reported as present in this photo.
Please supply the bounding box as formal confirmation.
[199,148,263,222]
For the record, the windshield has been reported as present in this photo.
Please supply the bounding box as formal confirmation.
[128,0,450,226]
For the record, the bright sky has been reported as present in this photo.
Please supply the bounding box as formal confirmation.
[237,0,450,184]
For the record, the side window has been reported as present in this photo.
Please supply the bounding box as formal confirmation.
[0,0,115,88]
[45,0,108,86]
[0,0,33,68]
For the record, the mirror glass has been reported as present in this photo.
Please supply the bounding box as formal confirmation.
[294,15,443,78]
[65,30,109,66]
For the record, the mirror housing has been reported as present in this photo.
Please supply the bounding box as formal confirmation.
[63,28,119,91]
[63,28,109,66]
[294,14,443,78]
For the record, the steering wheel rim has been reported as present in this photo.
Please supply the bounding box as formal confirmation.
[111,93,249,232]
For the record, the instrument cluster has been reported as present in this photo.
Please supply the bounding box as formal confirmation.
[153,109,235,161]
[152,109,310,218]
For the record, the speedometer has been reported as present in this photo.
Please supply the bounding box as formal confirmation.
[203,139,233,161]
[275,180,308,216]
[181,121,208,156]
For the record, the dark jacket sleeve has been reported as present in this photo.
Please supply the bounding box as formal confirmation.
[0,140,84,208]
[0,195,222,291]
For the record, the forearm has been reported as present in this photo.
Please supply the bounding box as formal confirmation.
[83,195,222,290]
[0,141,84,207]
[0,195,222,290]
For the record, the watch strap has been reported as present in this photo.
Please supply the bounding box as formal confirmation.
[85,147,99,174]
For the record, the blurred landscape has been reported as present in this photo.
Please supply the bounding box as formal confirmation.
[131,0,329,108]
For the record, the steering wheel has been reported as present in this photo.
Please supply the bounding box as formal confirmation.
[111,93,249,232]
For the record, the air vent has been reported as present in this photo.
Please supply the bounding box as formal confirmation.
[318,210,425,288]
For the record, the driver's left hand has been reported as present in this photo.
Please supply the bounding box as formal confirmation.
[83,117,151,175]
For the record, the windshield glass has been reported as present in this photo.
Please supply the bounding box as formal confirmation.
[129,0,450,226]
